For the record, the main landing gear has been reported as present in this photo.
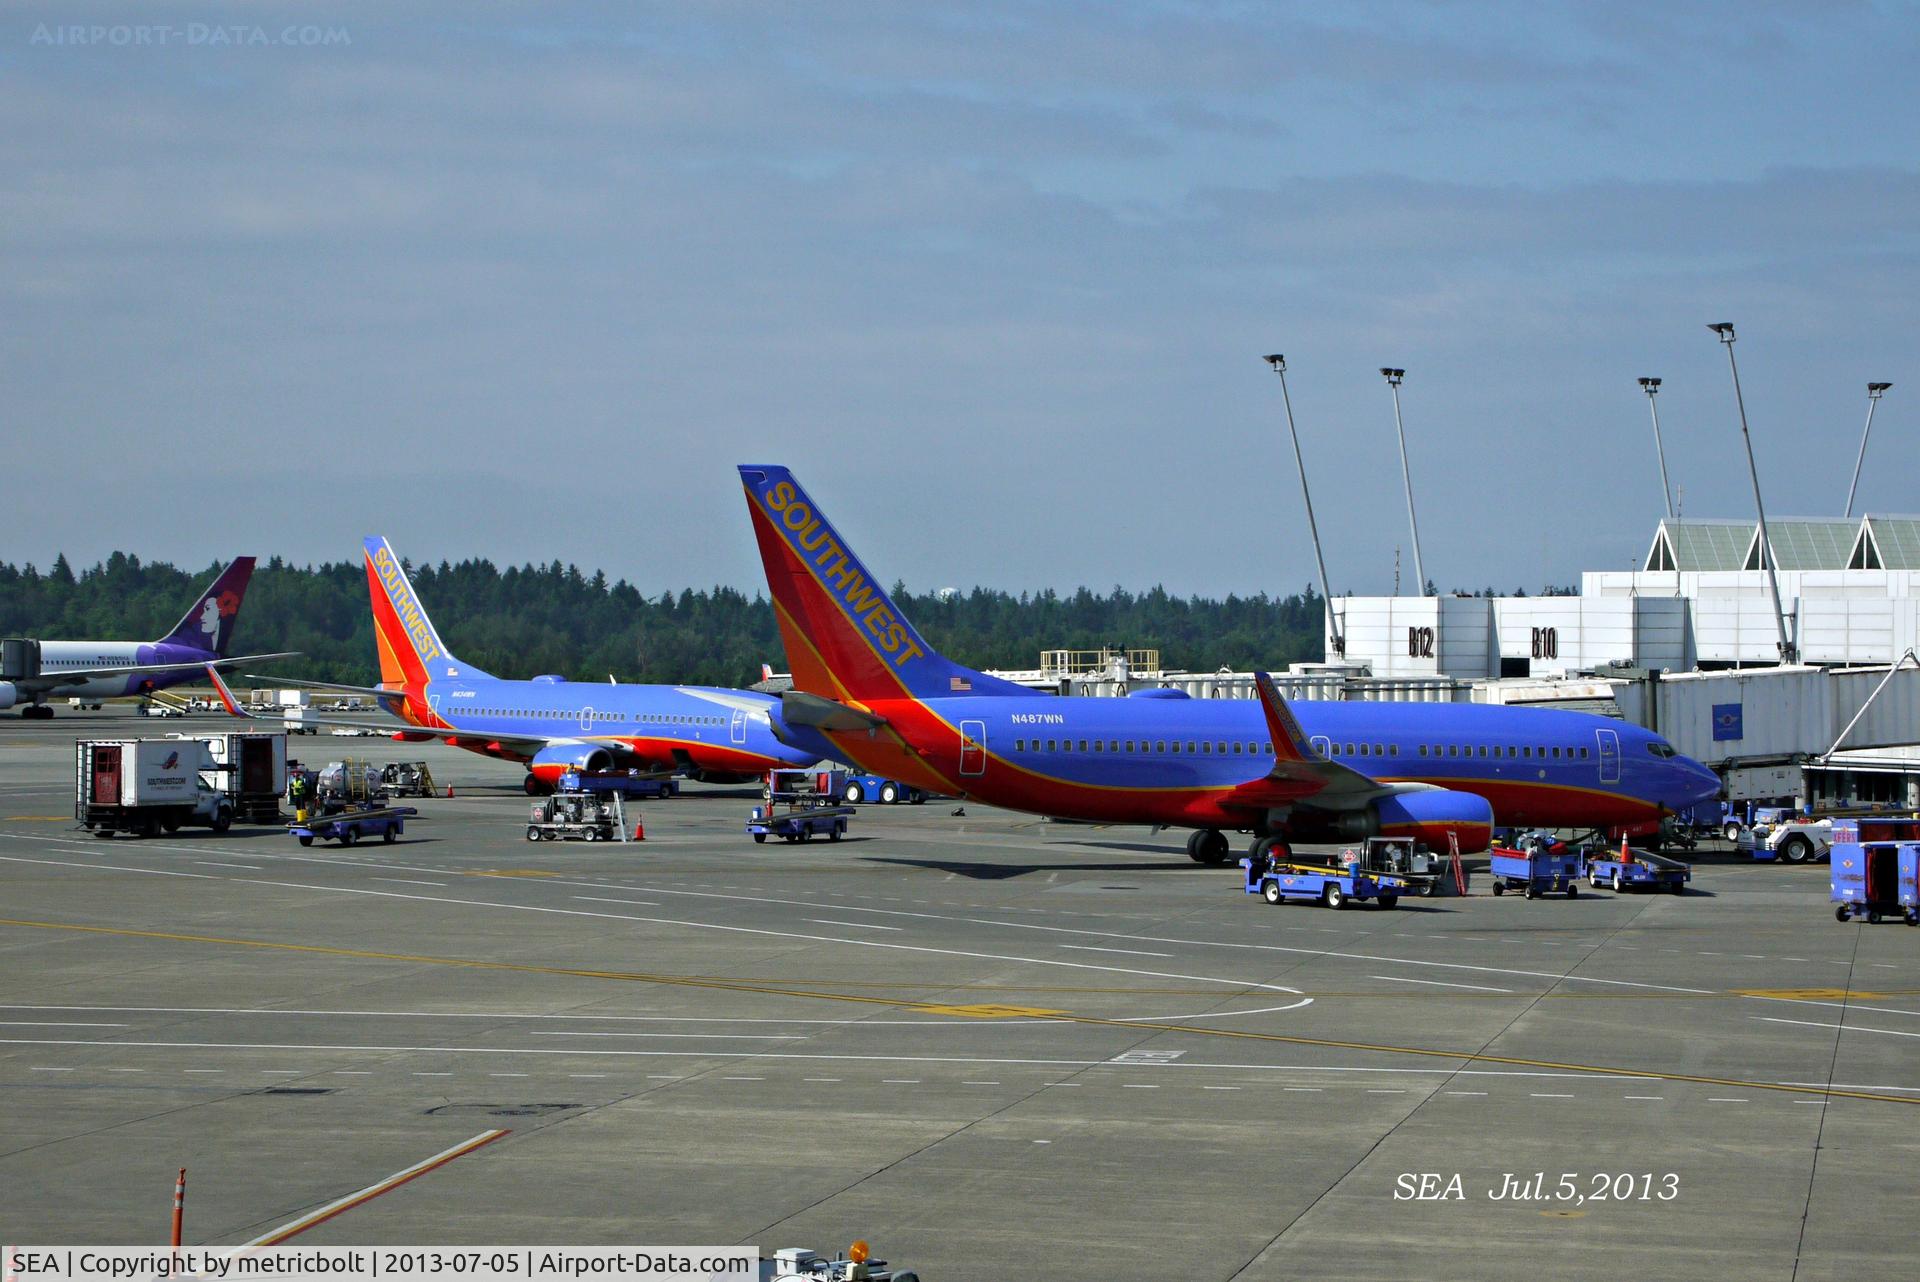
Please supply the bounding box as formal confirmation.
[1185,829,1231,865]
[523,774,554,797]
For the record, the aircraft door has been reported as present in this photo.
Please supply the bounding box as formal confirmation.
[580,705,594,732]
[1310,735,1332,760]
[1596,729,1621,783]
[730,709,747,744]
[959,720,987,777]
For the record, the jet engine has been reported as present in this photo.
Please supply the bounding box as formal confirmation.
[0,682,15,710]
[527,742,616,788]
[1299,789,1495,853]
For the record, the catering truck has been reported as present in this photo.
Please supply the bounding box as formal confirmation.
[76,739,235,838]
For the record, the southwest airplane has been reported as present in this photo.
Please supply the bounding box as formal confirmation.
[218,537,827,793]
[737,464,1724,863]
[2,557,294,718]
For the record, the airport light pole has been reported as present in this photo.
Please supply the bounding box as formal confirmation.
[1638,377,1675,521]
[1264,355,1345,657]
[1380,367,1428,596]
[1844,382,1893,518]
[1709,322,1796,664]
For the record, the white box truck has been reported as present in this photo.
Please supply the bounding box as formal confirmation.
[186,731,289,823]
[76,739,235,838]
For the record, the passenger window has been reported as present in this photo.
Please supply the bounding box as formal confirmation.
[1263,742,1273,754]
[1015,739,1024,751]
[1551,747,1561,759]
[1418,745,1428,757]
[1358,743,1369,757]
[1078,739,1088,751]
[1126,741,1136,752]
[1047,739,1057,751]
[1522,746,1531,758]
[1110,740,1119,752]
[1476,746,1486,758]
[1345,743,1355,755]
[1448,746,1458,757]
[1171,741,1182,754]
[1580,747,1589,759]
[1187,741,1197,754]
[1155,740,1166,753]
[1232,742,1243,754]
[1373,744,1383,756]
[1217,742,1228,754]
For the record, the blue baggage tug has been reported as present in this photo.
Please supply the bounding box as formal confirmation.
[290,802,416,847]
[1829,818,1920,925]
[748,769,855,845]
[1488,834,1582,899]
[1240,854,1411,910]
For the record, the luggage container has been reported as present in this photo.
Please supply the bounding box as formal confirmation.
[1830,838,1919,925]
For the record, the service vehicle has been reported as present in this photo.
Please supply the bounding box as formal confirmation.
[316,759,382,802]
[1584,839,1691,894]
[750,769,854,843]
[836,771,928,805]
[188,730,288,823]
[76,738,235,838]
[763,1241,918,1281]
[1488,833,1582,898]
[558,768,679,799]
[291,801,416,847]
[66,696,103,711]
[527,790,631,842]
[378,760,439,798]
[1759,817,1837,864]
[1829,818,1920,925]
[1239,852,1410,909]
[139,702,184,718]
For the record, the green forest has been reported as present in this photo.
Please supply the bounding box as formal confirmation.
[0,553,1335,688]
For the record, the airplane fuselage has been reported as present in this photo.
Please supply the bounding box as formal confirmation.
[30,640,225,701]
[399,676,826,780]
[819,693,1723,833]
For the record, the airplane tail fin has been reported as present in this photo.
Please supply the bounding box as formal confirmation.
[159,557,255,655]
[737,465,1038,703]
[362,537,492,688]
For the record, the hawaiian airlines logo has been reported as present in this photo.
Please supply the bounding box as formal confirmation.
[196,589,241,641]
[756,479,925,670]
[371,545,443,665]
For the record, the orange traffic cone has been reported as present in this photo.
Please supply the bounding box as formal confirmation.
[632,815,645,841]
[1619,834,1632,864]
[445,784,454,798]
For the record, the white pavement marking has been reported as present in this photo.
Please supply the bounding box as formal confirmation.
[529,1031,801,1040]
[1708,1098,1749,1103]
[1757,1017,1920,1040]
[1624,1095,1664,1100]
[1368,975,1512,993]
[1530,1093,1574,1098]
[1060,945,1175,958]
[806,919,903,931]
[28,1067,73,1072]
[0,1021,128,1027]
[373,878,445,887]
[195,861,262,871]
[575,896,660,907]
[0,852,1313,1001]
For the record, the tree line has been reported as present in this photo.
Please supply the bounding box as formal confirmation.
[0,552,1347,688]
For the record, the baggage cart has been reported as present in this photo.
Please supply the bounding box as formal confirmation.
[1830,837,1920,925]
[291,802,416,847]
[1584,840,1691,894]
[1488,834,1582,899]
[526,791,630,842]
[1240,854,1410,909]
[747,802,852,844]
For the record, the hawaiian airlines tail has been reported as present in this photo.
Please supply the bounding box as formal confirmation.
[157,557,255,655]
[362,537,494,687]
[738,465,1038,704]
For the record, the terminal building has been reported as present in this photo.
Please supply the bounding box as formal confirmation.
[989,515,1920,811]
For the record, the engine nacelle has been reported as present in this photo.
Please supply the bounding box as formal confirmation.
[0,682,15,710]
[1303,790,1495,854]
[528,742,615,786]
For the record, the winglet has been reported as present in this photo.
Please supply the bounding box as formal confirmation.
[1252,671,1316,763]
[205,666,252,719]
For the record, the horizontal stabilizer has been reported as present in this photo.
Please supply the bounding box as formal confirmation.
[779,690,888,732]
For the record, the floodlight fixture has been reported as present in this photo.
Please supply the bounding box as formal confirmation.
[1379,367,1426,595]
[1639,377,1674,520]
[1847,381,1896,518]
[1708,321,1794,662]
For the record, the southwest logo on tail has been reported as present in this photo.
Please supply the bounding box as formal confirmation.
[362,536,490,691]
[736,464,1724,862]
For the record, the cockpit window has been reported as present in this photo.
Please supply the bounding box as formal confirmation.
[1645,741,1677,758]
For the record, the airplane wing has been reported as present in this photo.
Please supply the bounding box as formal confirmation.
[10,651,301,694]
[1217,671,1438,812]
[241,675,402,701]
[776,690,887,732]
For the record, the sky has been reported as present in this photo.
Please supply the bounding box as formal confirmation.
[4,1,1917,600]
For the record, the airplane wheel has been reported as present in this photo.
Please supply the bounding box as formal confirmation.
[1262,881,1283,905]
[1188,830,1229,866]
